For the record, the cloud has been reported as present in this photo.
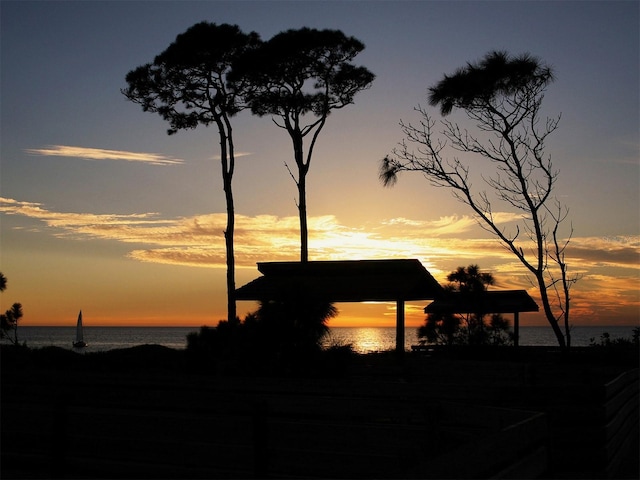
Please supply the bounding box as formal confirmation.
[380,213,523,237]
[25,145,184,166]
[2,197,639,277]
[0,198,478,270]
[4,196,640,324]
[0,197,164,232]
[210,152,253,161]
[0,197,303,267]
[568,236,640,270]
[381,216,478,236]
[568,273,640,322]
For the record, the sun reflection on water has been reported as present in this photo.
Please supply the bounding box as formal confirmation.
[350,328,387,352]
[325,327,404,353]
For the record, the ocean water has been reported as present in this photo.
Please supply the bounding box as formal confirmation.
[8,325,637,354]
[325,325,637,353]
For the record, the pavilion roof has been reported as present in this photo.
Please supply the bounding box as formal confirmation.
[424,290,539,315]
[235,259,443,302]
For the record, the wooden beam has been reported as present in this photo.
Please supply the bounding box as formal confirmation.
[514,311,520,348]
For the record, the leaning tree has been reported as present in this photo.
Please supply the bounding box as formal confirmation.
[232,28,375,262]
[380,51,578,349]
[123,22,261,323]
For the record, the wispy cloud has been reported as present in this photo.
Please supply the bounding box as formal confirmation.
[381,216,478,236]
[0,197,164,232]
[2,197,639,276]
[210,152,253,160]
[568,236,640,270]
[3,197,640,323]
[381,213,523,237]
[25,145,184,166]
[0,198,489,271]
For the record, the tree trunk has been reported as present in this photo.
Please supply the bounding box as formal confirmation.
[536,273,566,350]
[219,124,236,323]
[298,172,308,263]
[293,133,309,263]
[224,174,236,322]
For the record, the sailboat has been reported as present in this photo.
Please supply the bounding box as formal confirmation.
[72,310,88,348]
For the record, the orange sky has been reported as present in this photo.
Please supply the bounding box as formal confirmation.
[2,204,638,328]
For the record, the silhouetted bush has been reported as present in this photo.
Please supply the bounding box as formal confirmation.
[589,327,639,348]
[186,320,259,374]
[32,346,83,367]
[417,265,514,347]
[320,343,355,376]
[185,302,352,376]
[0,343,32,368]
[583,328,639,366]
[86,344,183,372]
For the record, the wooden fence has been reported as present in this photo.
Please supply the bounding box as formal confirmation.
[2,352,636,479]
[2,373,549,479]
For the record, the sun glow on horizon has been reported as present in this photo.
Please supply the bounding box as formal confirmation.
[3,195,639,328]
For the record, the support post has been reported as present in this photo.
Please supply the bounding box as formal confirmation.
[396,299,405,354]
[514,311,520,348]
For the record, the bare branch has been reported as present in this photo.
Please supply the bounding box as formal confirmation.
[284,161,299,187]
[381,51,574,349]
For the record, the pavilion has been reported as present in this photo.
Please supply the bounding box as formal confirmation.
[424,290,539,346]
[235,259,443,353]
[236,259,539,351]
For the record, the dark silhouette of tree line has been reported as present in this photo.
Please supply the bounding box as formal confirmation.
[0,272,24,346]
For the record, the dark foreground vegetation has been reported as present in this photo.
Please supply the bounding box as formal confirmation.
[2,342,638,479]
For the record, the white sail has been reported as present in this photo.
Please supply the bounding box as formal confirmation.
[76,310,83,342]
[73,310,87,347]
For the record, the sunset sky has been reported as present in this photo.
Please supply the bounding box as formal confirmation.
[1,1,638,329]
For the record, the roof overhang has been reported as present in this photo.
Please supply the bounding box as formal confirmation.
[236,259,443,302]
[424,290,539,314]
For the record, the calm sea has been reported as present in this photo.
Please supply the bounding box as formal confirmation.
[9,325,637,354]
